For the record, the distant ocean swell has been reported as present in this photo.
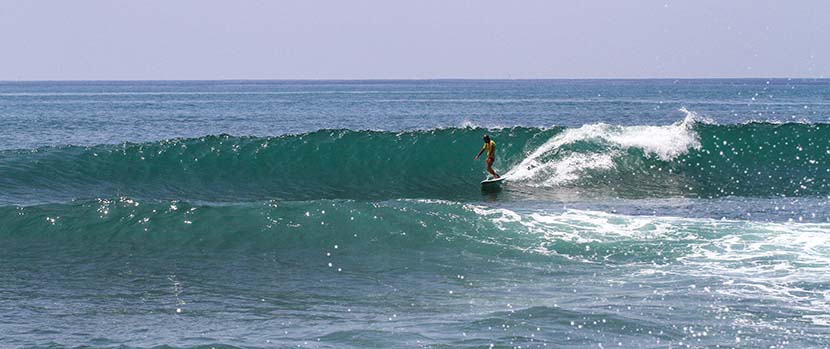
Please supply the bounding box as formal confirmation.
[1,111,828,205]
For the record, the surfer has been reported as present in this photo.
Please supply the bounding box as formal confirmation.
[474,134,500,179]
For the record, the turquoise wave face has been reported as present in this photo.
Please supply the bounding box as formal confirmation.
[1,121,829,205]
[0,127,557,204]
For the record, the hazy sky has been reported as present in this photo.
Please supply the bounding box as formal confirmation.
[1,0,828,80]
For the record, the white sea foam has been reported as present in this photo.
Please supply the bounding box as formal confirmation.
[504,108,705,186]
[472,206,830,318]
[522,209,697,245]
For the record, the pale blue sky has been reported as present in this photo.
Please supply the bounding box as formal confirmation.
[1,0,827,80]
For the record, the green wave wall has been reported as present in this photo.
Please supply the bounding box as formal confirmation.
[1,123,828,205]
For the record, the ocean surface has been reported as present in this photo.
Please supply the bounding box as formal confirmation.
[1,79,829,348]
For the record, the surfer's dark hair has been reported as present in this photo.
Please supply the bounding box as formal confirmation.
[483,134,490,141]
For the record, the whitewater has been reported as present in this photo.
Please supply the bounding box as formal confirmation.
[1,79,829,348]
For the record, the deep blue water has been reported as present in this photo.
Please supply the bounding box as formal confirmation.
[1,79,829,348]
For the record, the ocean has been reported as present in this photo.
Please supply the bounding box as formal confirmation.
[1,79,829,348]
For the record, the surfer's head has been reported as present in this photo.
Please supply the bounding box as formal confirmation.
[483,134,490,143]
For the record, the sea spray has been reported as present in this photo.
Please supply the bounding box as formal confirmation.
[504,108,703,185]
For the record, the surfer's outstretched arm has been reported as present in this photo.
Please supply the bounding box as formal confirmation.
[474,147,485,160]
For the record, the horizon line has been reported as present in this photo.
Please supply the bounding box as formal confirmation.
[1,76,828,83]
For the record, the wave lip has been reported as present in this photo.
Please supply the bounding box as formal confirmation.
[504,110,830,198]
[504,108,703,186]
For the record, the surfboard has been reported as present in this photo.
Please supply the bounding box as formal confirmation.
[481,177,505,186]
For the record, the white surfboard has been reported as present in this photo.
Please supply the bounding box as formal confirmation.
[481,177,505,186]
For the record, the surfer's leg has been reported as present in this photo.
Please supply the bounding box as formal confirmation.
[486,158,500,178]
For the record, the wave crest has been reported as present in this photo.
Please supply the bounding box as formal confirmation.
[505,108,703,185]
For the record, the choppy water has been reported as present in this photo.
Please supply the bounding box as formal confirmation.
[1,79,829,348]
